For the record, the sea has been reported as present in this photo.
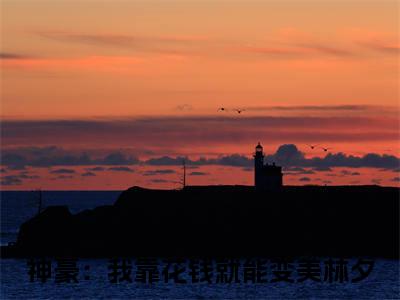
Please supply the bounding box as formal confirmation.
[1,191,399,299]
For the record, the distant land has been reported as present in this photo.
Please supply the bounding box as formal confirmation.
[2,185,399,259]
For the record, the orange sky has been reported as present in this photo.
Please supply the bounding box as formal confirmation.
[2,0,399,117]
[1,0,399,189]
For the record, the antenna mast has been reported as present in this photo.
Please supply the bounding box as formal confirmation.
[37,189,42,215]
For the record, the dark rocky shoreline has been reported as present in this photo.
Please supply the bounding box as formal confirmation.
[2,185,399,259]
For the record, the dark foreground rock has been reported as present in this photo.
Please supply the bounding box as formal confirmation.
[2,185,399,258]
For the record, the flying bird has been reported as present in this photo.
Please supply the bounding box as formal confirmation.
[321,147,333,152]
[235,109,245,114]
[218,107,227,112]
[307,144,319,150]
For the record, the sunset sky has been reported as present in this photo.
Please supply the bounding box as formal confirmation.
[1,0,399,190]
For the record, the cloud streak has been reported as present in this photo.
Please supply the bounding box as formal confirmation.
[247,105,376,111]
[189,171,209,176]
[82,171,96,177]
[243,43,353,58]
[142,169,176,176]
[50,168,76,174]
[37,31,206,54]
[1,176,23,186]
[0,172,40,186]
[358,40,400,54]
[108,167,134,172]
[0,53,32,60]
[0,148,139,169]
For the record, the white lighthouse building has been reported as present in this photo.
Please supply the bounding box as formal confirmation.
[254,143,283,190]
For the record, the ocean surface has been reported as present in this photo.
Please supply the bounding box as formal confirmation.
[1,191,399,299]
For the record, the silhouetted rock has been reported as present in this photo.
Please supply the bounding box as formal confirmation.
[16,206,72,256]
[2,185,399,258]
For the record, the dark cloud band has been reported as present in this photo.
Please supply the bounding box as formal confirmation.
[1,144,398,170]
[2,115,397,149]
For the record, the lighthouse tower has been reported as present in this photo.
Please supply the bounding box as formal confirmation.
[254,142,264,188]
[253,142,283,191]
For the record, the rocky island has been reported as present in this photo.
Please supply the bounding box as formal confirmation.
[2,185,399,259]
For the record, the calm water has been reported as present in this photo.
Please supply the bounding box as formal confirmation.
[1,191,399,299]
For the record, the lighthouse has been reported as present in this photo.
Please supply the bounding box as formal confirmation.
[253,143,283,191]
[254,142,265,188]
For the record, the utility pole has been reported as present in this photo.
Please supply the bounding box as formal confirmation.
[182,159,186,189]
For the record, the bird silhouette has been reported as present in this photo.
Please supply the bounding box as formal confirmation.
[235,109,245,114]
[321,147,333,152]
[218,107,227,112]
[307,144,319,150]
